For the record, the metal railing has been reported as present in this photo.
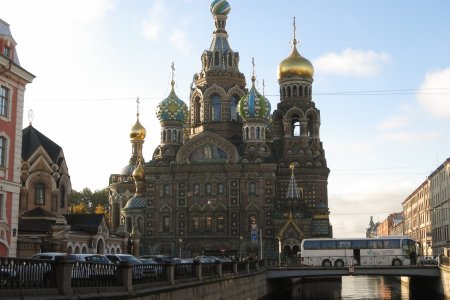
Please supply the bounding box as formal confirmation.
[0,257,56,289]
[0,256,263,297]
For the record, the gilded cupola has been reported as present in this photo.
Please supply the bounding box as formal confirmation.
[277,18,314,80]
[130,104,146,141]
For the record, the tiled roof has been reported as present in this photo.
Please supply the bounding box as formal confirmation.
[63,214,104,234]
[20,207,57,219]
[0,18,20,65]
[18,219,55,233]
[22,125,62,162]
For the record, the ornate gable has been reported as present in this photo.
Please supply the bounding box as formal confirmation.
[176,131,239,164]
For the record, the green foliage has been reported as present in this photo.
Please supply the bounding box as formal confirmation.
[68,187,109,214]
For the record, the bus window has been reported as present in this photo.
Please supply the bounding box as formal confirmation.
[352,240,367,249]
[303,241,320,250]
[368,240,383,249]
[383,239,400,249]
[337,241,351,249]
[321,240,336,249]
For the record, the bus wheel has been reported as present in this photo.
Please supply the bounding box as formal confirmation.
[322,259,332,267]
[335,259,344,268]
[393,258,402,266]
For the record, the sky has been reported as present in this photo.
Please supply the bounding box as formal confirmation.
[2,0,450,238]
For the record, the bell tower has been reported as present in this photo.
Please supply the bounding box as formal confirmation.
[188,0,246,145]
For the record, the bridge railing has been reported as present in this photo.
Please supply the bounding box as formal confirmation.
[266,255,421,268]
[0,256,263,298]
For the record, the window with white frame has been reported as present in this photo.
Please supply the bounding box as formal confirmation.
[0,86,9,117]
[0,136,6,168]
[3,46,10,58]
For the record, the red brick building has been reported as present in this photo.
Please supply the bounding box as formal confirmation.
[0,19,35,256]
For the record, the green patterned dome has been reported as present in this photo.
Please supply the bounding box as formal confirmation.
[210,0,231,16]
[238,77,271,120]
[156,81,188,123]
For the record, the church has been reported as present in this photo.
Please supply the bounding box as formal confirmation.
[108,0,332,260]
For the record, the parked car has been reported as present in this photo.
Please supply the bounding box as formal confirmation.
[139,255,173,264]
[138,259,159,278]
[105,254,143,278]
[30,252,84,261]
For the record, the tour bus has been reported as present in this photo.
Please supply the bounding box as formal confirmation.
[300,236,418,267]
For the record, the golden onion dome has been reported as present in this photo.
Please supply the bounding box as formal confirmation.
[132,160,145,181]
[277,42,314,80]
[130,116,146,141]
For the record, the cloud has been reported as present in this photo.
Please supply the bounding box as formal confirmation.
[377,115,408,131]
[140,0,165,41]
[377,131,439,143]
[376,115,438,143]
[417,67,450,119]
[314,48,391,77]
[169,28,192,55]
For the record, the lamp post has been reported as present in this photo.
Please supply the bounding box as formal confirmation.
[178,238,183,258]
[239,235,243,260]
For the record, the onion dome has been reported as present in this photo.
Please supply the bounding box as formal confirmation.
[132,160,145,181]
[156,80,188,123]
[238,75,271,120]
[130,116,146,141]
[210,0,231,16]
[124,195,146,209]
[120,163,135,175]
[278,42,314,80]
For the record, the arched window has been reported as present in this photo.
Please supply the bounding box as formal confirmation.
[126,217,132,232]
[205,183,212,195]
[194,97,201,125]
[162,131,166,143]
[205,215,212,231]
[256,127,260,139]
[250,127,255,140]
[292,118,301,137]
[307,115,314,137]
[245,127,249,140]
[192,216,200,231]
[172,129,177,142]
[287,86,291,97]
[214,52,220,66]
[35,182,46,205]
[211,94,221,121]
[230,95,238,121]
[293,86,297,96]
[60,185,66,208]
[163,216,170,232]
[228,52,233,67]
[217,215,225,231]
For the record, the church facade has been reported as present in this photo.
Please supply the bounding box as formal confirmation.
[109,0,332,259]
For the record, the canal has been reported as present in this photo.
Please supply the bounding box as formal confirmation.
[275,276,444,299]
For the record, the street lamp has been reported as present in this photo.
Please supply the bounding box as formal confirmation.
[239,235,243,260]
[178,238,183,258]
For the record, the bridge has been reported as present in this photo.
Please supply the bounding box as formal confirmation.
[266,265,440,279]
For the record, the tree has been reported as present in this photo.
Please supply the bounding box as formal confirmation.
[68,187,109,214]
